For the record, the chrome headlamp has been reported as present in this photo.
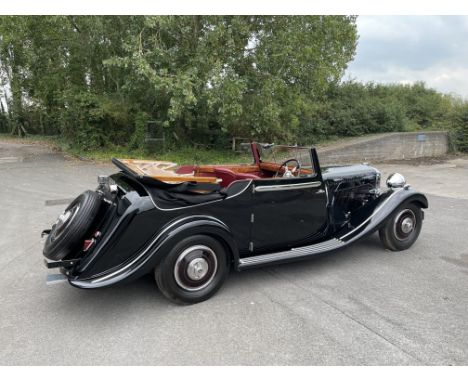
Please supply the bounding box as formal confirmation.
[386,173,406,188]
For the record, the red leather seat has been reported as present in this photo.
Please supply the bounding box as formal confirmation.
[213,168,237,187]
[213,167,260,187]
[175,165,196,174]
[235,173,260,181]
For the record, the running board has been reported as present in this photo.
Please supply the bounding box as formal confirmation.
[238,237,345,269]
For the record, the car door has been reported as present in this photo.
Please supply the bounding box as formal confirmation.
[250,175,328,254]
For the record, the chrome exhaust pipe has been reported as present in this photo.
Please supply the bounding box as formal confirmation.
[46,274,68,286]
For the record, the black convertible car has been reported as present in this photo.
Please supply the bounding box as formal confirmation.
[42,143,428,304]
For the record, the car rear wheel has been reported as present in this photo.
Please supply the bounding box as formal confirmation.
[154,235,229,304]
[379,202,423,251]
[43,190,102,261]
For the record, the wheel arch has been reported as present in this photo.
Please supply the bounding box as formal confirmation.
[339,188,428,243]
[371,189,428,233]
[377,190,427,227]
[156,216,239,266]
[406,196,429,210]
[128,214,239,278]
[70,214,239,289]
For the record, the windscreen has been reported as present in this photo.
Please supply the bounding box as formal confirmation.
[257,144,316,174]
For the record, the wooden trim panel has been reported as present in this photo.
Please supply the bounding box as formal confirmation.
[117,159,219,184]
[195,164,260,174]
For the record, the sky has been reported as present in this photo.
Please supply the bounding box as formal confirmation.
[345,15,468,98]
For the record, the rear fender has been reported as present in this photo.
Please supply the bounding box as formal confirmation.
[70,215,238,288]
[145,215,239,269]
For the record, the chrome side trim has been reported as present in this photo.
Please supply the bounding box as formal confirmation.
[238,238,344,269]
[254,181,322,193]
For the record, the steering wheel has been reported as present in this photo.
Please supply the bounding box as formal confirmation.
[274,158,302,178]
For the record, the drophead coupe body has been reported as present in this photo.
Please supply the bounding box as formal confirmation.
[42,143,428,304]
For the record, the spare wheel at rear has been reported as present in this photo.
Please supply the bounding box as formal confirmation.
[43,190,102,261]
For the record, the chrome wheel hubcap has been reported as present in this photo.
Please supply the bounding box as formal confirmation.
[187,258,209,280]
[51,203,80,242]
[393,209,416,241]
[58,210,72,224]
[174,245,218,291]
[401,217,414,234]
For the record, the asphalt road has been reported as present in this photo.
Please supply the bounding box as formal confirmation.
[0,140,467,365]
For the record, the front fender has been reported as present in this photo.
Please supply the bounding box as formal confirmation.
[338,187,428,244]
[70,215,238,288]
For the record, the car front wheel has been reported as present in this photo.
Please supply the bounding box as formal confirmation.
[154,235,229,304]
[379,202,423,251]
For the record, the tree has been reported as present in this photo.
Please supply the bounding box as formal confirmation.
[104,16,358,144]
[0,16,359,147]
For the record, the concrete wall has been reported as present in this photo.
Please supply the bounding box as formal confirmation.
[317,131,449,166]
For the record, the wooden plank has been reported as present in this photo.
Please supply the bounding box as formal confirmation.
[195,164,260,173]
[117,159,219,184]
[144,174,219,183]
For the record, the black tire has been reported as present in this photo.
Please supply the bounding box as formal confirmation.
[155,235,229,305]
[379,202,423,251]
[43,190,102,261]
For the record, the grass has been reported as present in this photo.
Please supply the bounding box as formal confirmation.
[0,133,252,164]
[0,131,381,162]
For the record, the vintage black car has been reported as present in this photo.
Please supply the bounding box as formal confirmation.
[42,143,428,304]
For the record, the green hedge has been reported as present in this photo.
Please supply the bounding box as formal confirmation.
[450,104,468,152]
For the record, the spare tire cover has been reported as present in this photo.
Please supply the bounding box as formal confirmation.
[43,190,102,261]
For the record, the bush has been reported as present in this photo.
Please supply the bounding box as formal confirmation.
[61,92,131,151]
[450,104,468,152]
[129,111,149,150]
[298,81,453,144]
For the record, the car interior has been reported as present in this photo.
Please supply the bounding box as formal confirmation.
[113,143,317,203]
[175,143,316,187]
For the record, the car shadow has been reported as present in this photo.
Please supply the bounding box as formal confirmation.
[51,233,387,315]
[227,234,386,284]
